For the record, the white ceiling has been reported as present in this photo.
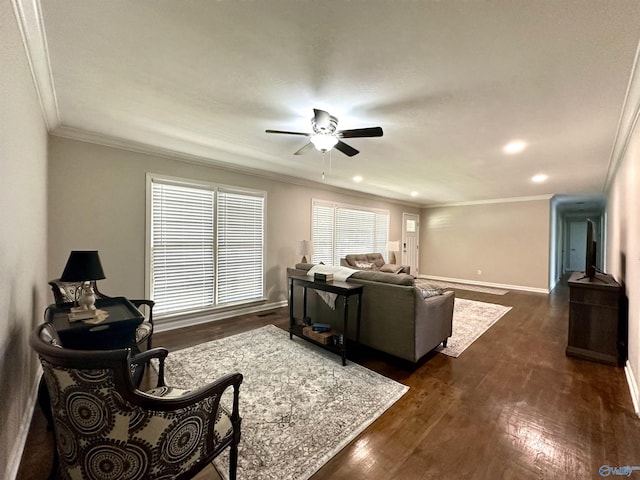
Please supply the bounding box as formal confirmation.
[20,1,640,205]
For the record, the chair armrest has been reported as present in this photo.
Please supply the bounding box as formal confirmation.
[131,347,169,387]
[133,372,244,415]
[130,299,155,325]
[130,299,155,309]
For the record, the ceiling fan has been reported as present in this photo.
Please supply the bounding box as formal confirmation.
[265,109,383,157]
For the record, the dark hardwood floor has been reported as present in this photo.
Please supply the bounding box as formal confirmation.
[18,279,640,479]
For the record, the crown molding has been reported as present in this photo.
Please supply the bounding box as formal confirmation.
[604,38,640,191]
[422,194,554,209]
[50,126,423,209]
[12,0,60,130]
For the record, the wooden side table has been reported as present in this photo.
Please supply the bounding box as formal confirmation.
[46,296,144,350]
[288,274,363,366]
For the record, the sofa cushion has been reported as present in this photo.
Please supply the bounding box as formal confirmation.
[351,270,415,286]
[294,263,315,272]
[346,253,385,269]
[380,264,404,274]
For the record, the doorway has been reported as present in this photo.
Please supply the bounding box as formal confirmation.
[402,213,419,275]
[567,220,587,272]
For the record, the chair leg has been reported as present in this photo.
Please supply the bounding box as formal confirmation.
[229,443,238,480]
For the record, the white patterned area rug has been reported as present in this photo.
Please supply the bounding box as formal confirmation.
[162,325,409,480]
[437,298,513,357]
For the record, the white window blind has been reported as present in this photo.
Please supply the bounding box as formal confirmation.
[217,190,264,304]
[151,182,215,315]
[311,202,335,265]
[312,200,389,266]
[150,177,265,316]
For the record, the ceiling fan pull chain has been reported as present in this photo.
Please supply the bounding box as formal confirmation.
[322,150,326,180]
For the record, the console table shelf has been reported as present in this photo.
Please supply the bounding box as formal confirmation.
[288,274,363,366]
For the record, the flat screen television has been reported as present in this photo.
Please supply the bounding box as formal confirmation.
[585,219,597,278]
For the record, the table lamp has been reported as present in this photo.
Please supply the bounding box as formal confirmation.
[387,241,400,264]
[296,240,313,263]
[60,250,106,310]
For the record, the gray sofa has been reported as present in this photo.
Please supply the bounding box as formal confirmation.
[340,252,411,275]
[287,263,454,363]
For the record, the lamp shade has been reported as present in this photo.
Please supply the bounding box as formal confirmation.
[296,240,313,256]
[60,251,106,282]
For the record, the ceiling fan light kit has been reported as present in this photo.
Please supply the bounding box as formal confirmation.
[266,108,383,158]
[310,134,338,151]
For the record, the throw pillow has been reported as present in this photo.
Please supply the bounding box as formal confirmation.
[420,287,444,298]
[355,261,374,270]
[380,264,404,274]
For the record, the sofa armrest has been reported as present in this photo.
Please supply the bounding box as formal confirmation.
[414,290,455,360]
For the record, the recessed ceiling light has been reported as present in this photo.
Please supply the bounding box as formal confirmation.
[503,140,527,155]
[532,173,548,183]
[352,175,363,183]
[410,191,418,197]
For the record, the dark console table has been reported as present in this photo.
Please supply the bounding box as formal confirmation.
[288,274,363,366]
[566,271,624,365]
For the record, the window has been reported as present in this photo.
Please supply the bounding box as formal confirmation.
[312,199,389,266]
[148,175,265,316]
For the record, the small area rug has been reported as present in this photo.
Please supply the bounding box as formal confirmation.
[416,277,508,295]
[162,325,409,480]
[437,298,513,357]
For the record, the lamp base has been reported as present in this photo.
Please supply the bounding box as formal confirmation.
[301,255,308,263]
[77,282,97,310]
[390,252,396,264]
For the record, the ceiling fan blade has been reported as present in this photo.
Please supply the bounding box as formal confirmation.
[338,127,383,138]
[265,129,310,136]
[313,109,332,129]
[294,142,314,155]
[334,140,359,157]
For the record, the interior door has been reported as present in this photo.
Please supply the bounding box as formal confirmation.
[402,213,419,275]
[568,220,587,271]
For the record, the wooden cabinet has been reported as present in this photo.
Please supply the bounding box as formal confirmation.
[566,271,624,365]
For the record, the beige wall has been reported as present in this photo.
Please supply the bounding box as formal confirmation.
[606,71,640,413]
[420,199,551,291]
[48,136,418,317]
[0,1,49,477]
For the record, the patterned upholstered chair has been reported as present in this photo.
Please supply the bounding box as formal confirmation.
[31,323,243,480]
[48,279,155,351]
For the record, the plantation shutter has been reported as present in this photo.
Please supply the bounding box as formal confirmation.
[151,182,215,315]
[312,200,389,266]
[217,190,265,304]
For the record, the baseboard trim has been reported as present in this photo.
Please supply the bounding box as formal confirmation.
[625,361,640,418]
[155,300,288,333]
[419,275,549,294]
[7,367,42,480]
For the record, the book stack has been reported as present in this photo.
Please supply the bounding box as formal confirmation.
[302,326,334,345]
[68,307,108,324]
[314,272,334,282]
[311,323,331,332]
